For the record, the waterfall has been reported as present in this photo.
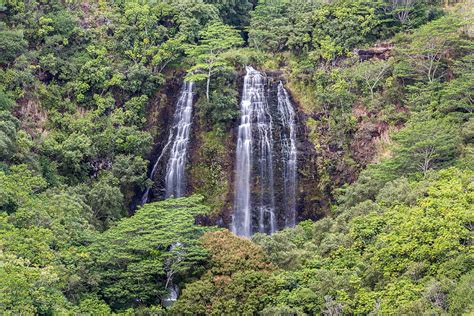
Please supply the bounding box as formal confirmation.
[141,81,194,205]
[277,81,297,227]
[232,66,276,237]
[165,81,194,198]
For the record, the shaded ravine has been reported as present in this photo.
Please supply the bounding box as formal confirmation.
[141,81,194,205]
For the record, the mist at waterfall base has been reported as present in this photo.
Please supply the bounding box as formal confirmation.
[140,81,194,205]
[232,66,298,237]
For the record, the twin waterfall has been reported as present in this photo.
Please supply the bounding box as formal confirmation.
[232,66,298,237]
[142,67,297,237]
[141,82,194,205]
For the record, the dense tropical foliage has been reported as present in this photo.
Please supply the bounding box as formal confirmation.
[0,0,472,314]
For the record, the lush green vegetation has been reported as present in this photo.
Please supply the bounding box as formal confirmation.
[175,168,473,314]
[0,0,472,314]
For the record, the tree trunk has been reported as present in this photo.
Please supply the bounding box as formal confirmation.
[206,69,211,101]
[420,146,435,177]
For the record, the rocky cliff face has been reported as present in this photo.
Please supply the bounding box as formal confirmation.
[143,66,390,230]
[186,69,323,230]
[134,73,185,207]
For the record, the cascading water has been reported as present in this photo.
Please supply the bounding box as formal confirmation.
[165,81,194,198]
[140,81,194,205]
[232,68,252,237]
[277,81,297,227]
[232,66,276,237]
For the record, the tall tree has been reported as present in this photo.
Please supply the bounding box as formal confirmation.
[392,118,462,176]
[248,1,290,53]
[204,0,255,30]
[86,195,211,309]
[185,21,243,100]
[395,14,471,82]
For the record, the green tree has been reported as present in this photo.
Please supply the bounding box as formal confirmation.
[248,1,290,53]
[448,271,474,314]
[439,54,474,114]
[0,22,27,65]
[395,14,472,82]
[440,73,474,114]
[86,173,125,230]
[41,132,96,181]
[381,0,442,32]
[204,0,254,30]
[11,189,95,247]
[201,87,239,132]
[0,89,15,111]
[172,230,277,314]
[186,21,243,100]
[173,1,220,40]
[392,118,462,176]
[248,0,318,54]
[354,58,392,99]
[312,0,381,60]
[0,251,69,314]
[87,195,211,310]
[152,35,187,73]
[71,295,112,315]
[0,165,47,213]
[112,154,149,192]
